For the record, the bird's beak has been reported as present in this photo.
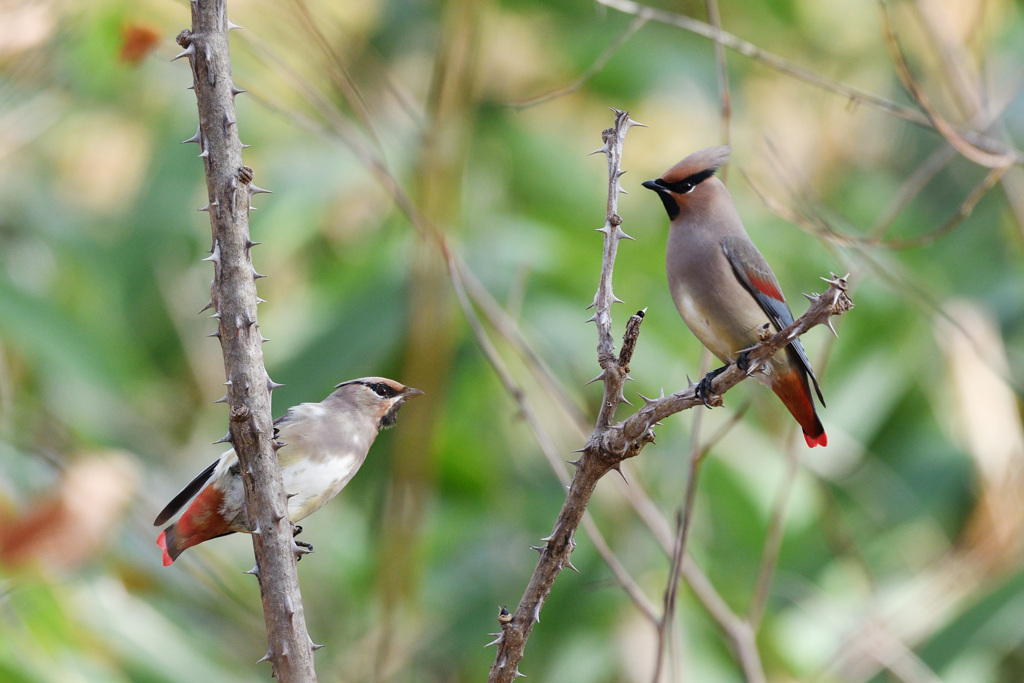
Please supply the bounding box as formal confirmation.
[643,178,681,220]
[642,179,667,195]
[402,387,425,399]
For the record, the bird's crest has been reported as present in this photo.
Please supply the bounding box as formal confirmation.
[660,146,731,187]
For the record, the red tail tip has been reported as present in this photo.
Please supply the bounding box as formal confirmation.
[803,431,828,448]
[156,531,174,566]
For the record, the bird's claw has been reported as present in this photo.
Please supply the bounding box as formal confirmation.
[293,525,313,561]
[736,351,751,375]
[695,366,727,407]
[294,540,314,561]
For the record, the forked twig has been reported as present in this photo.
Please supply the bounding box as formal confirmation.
[487,109,853,682]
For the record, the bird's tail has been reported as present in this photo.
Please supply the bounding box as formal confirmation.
[157,525,182,566]
[771,366,827,448]
[156,482,235,566]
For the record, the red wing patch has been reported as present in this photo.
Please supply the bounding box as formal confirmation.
[748,273,785,302]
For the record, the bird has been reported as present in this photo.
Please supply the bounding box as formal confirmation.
[642,146,827,447]
[154,377,423,565]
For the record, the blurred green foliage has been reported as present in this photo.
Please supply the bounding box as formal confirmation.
[1,0,1023,680]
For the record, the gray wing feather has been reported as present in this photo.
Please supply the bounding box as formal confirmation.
[721,238,826,407]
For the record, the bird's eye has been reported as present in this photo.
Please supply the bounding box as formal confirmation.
[665,180,694,194]
[368,382,397,399]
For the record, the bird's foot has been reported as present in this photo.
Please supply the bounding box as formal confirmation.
[292,524,303,537]
[695,366,727,407]
[294,539,314,561]
[736,350,751,375]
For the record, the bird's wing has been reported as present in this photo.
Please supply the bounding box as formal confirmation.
[153,459,219,526]
[721,236,825,406]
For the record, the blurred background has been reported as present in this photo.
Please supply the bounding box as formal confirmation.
[1,0,1023,680]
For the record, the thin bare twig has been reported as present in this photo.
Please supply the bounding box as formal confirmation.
[652,404,705,683]
[748,443,800,630]
[510,15,648,109]
[656,402,759,682]
[910,0,983,120]
[652,349,709,683]
[903,0,1024,238]
[455,262,592,431]
[705,0,732,155]
[879,2,1015,169]
[589,112,647,431]
[682,559,767,683]
[743,161,1006,250]
[655,510,686,683]
[596,0,1024,164]
[286,0,385,153]
[869,145,958,238]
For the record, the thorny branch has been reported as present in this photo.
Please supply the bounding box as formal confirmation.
[448,253,659,624]
[612,277,852,450]
[175,3,317,682]
[487,112,648,683]
[486,109,854,682]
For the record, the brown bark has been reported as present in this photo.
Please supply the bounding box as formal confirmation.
[175,3,317,681]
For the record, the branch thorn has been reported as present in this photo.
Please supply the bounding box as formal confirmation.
[171,44,195,62]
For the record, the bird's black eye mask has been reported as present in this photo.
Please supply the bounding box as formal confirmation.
[644,168,718,220]
[363,381,398,399]
[657,168,717,195]
[361,381,407,430]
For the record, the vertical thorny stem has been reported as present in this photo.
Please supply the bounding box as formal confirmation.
[487,109,647,683]
[590,110,646,429]
[175,2,316,681]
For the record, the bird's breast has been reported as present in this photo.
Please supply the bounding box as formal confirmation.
[672,289,724,356]
[282,451,361,521]
[667,244,772,362]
